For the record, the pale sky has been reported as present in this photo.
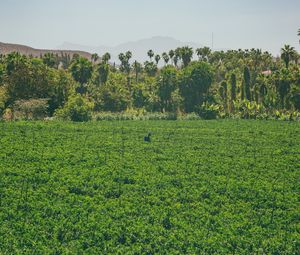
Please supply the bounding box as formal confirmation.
[1,0,299,55]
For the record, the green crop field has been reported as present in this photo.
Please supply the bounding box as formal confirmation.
[0,120,299,254]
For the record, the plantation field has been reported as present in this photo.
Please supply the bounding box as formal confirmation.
[0,120,299,254]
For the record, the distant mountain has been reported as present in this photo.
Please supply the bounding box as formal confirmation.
[58,36,204,63]
[0,42,92,59]
[0,37,205,64]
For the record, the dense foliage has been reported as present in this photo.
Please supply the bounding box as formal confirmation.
[0,30,300,120]
[0,120,299,254]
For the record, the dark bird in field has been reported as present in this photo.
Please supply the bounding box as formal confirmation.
[144,133,151,142]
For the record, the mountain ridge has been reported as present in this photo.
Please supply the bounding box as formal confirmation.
[57,36,204,63]
[0,42,92,59]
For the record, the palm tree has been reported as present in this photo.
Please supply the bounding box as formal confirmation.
[155,54,161,65]
[169,50,175,65]
[275,68,292,109]
[162,52,170,65]
[69,57,93,95]
[174,48,182,68]
[125,51,132,61]
[298,28,300,44]
[144,61,158,76]
[243,66,251,101]
[91,53,99,63]
[132,60,142,83]
[147,50,154,62]
[42,53,57,68]
[180,46,193,67]
[118,52,132,73]
[118,53,125,63]
[102,52,111,64]
[281,45,296,69]
[196,47,211,62]
[173,55,179,68]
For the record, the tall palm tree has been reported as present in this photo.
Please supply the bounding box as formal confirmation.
[281,45,296,69]
[125,51,132,61]
[196,47,211,62]
[173,55,179,68]
[298,28,300,44]
[162,52,170,65]
[180,46,193,67]
[147,50,154,62]
[102,52,111,64]
[132,60,142,83]
[42,53,57,68]
[91,53,99,63]
[118,53,125,63]
[144,61,157,77]
[169,50,175,65]
[174,48,182,68]
[155,54,161,65]
[69,57,93,95]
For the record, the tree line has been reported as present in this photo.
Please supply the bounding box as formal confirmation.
[0,30,300,121]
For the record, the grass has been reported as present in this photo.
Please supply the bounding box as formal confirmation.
[0,120,299,254]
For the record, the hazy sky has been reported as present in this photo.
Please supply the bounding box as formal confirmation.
[1,0,299,55]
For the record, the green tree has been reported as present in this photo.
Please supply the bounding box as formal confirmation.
[162,52,170,65]
[42,53,57,68]
[281,45,296,69]
[132,61,142,83]
[102,53,111,64]
[6,55,54,105]
[98,73,130,111]
[179,46,194,67]
[196,47,211,62]
[219,81,228,111]
[69,57,93,95]
[169,50,175,65]
[274,69,292,109]
[55,93,94,122]
[179,62,214,112]
[144,61,158,77]
[118,52,132,74]
[97,63,110,85]
[230,73,237,102]
[244,66,251,100]
[147,50,154,62]
[48,69,75,115]
[157,66,178,112]
[155,54,161,65]
[91,53,99,63]
[174,48,182,68]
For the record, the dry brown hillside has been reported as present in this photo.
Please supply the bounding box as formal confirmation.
[0,42,92,59]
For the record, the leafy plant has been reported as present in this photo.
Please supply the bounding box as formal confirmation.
[54,94,94,121]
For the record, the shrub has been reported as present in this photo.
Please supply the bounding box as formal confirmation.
[233,100,266,119]
[177,112,201,120]
[55,94,94,122]
[196,103,221,120]
[13,99,49,120]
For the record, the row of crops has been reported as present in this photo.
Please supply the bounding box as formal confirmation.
[0,120,299,254]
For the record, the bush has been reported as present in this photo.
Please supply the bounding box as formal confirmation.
[177,112,201,120]
[233,100,266,119]
[0,87,7,117]
[12,99,49,120]
[196,103,221,120]
[55,94,94,122]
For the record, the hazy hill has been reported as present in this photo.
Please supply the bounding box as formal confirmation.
[0,37,205,64]
[58,36,204,63]
[0,42,92,59]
